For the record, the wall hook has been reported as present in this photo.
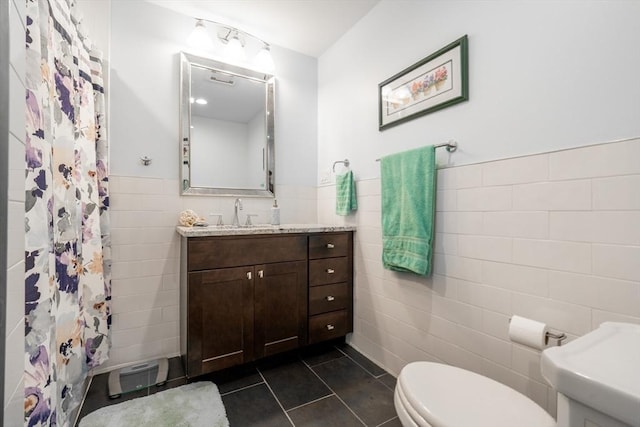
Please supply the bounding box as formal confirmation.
[140,156,152,166]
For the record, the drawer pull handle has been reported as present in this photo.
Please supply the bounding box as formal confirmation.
[326,324,335,331]
[258,270,264,279]
[326,268,335,274]
[326,243,335,249]
[326,295,335,302]
[247,272,252,280]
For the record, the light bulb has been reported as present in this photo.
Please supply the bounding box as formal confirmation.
[225,35,246,61]
[187,19,214,50]
[255,46,275,72]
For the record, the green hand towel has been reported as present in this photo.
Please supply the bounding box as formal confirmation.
[336,170,357,216]
[381,146,436,275]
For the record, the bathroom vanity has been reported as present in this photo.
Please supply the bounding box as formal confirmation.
[177,225,355,378]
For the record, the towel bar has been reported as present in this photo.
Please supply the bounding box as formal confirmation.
[376,140,457,161]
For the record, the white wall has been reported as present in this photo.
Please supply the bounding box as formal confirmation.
[318,0,640,181]
[317,0,640,418]
[4,0,26,424]
[77,0,111,60]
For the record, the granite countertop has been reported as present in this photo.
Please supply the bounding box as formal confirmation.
[176,223,356,237]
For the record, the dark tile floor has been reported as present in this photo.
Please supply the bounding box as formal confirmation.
[77,340,401,426]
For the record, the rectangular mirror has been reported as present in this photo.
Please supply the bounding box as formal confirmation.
[180,52,275,196]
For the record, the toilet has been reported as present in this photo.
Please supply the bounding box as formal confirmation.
[394,362,555,427]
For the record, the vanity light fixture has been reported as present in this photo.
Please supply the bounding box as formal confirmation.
[187,18,275,72]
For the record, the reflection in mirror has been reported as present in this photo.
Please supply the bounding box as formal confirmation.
[180,52,275,196]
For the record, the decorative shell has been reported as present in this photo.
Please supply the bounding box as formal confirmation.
[179,209,203,227]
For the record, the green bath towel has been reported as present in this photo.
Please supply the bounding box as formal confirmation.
[336,170,357,215]
[381,146,436,275]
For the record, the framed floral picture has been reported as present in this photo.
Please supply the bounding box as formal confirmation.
[378,35,468,130]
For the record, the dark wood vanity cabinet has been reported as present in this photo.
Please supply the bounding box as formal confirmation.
[186,266,254,375]
[253,260,308,359]
[308,233,354,344]
[180,231,353,378]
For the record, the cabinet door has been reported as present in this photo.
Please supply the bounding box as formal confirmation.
[254,261,308,358]
[187,267,254,377]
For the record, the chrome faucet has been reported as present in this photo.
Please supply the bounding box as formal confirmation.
[232,198,243,227]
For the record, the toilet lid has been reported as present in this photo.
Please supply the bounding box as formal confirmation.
[398,362,555,427]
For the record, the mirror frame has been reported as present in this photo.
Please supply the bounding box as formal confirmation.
[179,52,275,197]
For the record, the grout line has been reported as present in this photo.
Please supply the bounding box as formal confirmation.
[285,394,335,413]
[303,354,346,369]
[302,355,368,426]
[219,380,265,397]
[376,416,401,427]
[256,369,296,427]
[376,375,396,393]
[336,344,388,379]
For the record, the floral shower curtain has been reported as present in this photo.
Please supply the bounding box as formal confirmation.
[24,0,111,425]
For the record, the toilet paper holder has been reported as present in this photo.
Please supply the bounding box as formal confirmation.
[509,316,567,346]
[545,330,567,345]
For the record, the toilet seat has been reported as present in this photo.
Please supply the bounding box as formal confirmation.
[395,362,556,427]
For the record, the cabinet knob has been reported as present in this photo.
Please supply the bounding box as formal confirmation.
[326,295,335,302]
[326,324,335,331]
[326,268,335,274]
[326,243,335,249]
[258,270,264,278]
[247,272,252,280]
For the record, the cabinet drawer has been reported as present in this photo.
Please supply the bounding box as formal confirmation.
[309,233,349,259]
[309,257,349,286]
[188,235,306,271]
[309,283,349,315]
[309,310,348,344]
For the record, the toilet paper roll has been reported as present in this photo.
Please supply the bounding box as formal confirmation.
[508,315,549,350]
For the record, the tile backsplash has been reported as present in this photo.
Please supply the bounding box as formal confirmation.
[318,138,640,416]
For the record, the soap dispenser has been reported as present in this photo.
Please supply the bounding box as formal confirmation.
[270,199,280,225]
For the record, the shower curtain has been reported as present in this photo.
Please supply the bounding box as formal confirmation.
[24,0,111,425]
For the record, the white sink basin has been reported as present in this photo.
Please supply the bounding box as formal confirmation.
[541,322,640,426]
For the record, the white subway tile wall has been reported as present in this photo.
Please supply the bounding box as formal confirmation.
[318,138,640,416]
[101,179,317,373]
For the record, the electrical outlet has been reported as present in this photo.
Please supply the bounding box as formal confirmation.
[320,167,332,184]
